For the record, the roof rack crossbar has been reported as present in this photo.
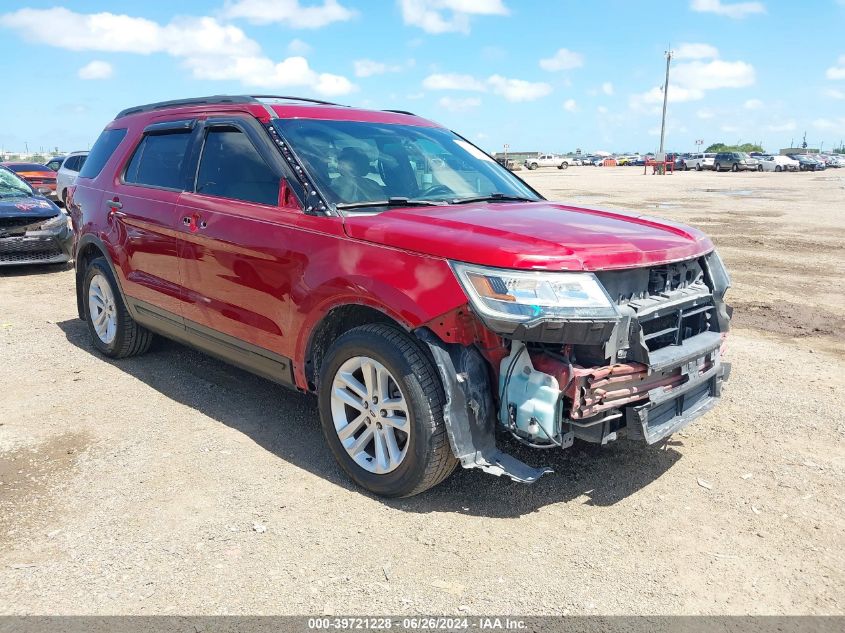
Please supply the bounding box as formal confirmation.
[116,94,347,119]
[382,109,417,116]
[250,95,345,107]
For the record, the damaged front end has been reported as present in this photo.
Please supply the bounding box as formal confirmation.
[417,251,732,484]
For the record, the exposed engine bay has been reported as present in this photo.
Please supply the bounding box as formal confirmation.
[497,252,731,449]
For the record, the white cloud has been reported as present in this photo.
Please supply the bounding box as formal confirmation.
[438,96,482,111]
[823,87,845,100]
[398,0,508,34]
[353,59,403,77]
[720,124,740,133]
[539,48,584,72]
[813,117,845,132]
[0,7,355,96]
[630,56,754,109]
[696,108,715,119]
[221,0,356,28]
[690,0,766,19]
[674,42,719,60]
[422,72,487,91]
[78,60,113,80]
[287,38,312,54]
[487,74,552,102]
[597,105,608,114]
[601,82,614,96]
[673,59,755,90]
[563,98,577,112]
[744,98,762,109]
[826,55,845,80]
[767,121,796,132]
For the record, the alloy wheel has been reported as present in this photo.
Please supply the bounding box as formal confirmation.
[88,273,117,345]
[330,356,410,474]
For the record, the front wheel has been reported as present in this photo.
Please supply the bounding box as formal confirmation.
[696,164,702,171]
[732,163,739,172]
[558,162,568,170]
[83,258,153,358]
[528,162,538,170]
[318,324,457,497]
[775,165,782,172]
[757,165,763,172]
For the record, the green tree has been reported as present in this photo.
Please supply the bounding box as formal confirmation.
[705,141,764,153]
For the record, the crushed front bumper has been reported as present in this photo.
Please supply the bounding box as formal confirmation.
[0,224,73,266]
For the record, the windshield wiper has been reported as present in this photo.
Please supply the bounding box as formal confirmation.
[450,193,537,205]
[335,197,447,211]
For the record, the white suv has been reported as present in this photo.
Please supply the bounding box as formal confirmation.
[685,153,716,171]
[55,151,88,205]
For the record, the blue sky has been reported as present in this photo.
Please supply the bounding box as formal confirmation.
[1,0,844,155]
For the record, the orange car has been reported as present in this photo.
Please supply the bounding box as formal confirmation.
[0,162,58,202]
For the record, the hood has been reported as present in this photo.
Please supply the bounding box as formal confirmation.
[0,195,60,220]
[342,201,714,271]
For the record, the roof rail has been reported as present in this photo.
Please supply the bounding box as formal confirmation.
[115,94,346,119]
[382,109,417,116]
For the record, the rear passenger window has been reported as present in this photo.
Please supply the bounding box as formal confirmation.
[79,128,127,179]
[195,128,278,206]
[124,132,191,190]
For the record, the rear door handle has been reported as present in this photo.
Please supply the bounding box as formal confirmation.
[182,215,207,231]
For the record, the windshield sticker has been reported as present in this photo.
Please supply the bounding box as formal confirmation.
[453,139,494,162]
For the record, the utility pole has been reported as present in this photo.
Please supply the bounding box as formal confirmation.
[658,50,673,155]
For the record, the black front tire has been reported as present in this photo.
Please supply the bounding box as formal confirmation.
[732,163,739,172]
[83,258,153,358]
[318,324,457,497]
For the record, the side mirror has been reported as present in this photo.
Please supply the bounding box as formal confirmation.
[278,178,302,211]
[37,187,51,196]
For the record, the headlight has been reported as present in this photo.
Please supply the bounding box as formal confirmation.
[39,211,69,231]
[450,262,617,326]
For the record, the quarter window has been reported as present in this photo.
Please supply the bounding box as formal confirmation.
[195,127,278,206]
[79,128,127,179]
[124,131,191,190]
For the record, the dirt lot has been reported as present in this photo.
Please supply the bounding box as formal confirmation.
[1,167,843,615]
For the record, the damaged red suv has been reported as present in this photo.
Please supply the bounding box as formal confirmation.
[69,95,731,497]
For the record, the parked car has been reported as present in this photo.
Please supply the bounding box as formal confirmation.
[789,154,824,171]
[524,153,570,170]
[69,94,732,497]
[0,161,58,201]
[672,154,688,170]
[44,155,65,172]
[826,155,844,168]
[0,165,73,266]
[713,152,759,172]
[757,155,799,172]
[686,153,716,171]
[55,151,88,205]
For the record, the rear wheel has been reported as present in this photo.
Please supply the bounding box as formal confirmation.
[318,324,457,497]
[83,258,153,358]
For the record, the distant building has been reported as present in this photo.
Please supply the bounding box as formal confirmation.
[493,150,541,162]
[779,147,819,155]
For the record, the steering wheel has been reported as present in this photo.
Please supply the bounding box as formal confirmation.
[420,184,453,198]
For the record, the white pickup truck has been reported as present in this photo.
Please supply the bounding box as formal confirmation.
[524,153,570,170]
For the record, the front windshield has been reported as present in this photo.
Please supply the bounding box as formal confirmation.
[0,168,33,198]
[273,119,540,210]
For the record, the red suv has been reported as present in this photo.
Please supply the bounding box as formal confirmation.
[69,95,731,497]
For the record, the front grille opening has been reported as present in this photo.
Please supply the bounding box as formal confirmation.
[648,262,704,295]
[640,303,714,351]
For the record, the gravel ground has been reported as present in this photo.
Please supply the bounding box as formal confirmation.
[1,167,843,615]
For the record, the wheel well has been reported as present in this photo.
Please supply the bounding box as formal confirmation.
[304,304,403,392]
[75,242,107,319]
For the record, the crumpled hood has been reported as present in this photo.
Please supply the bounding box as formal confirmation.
[342,201,714,271]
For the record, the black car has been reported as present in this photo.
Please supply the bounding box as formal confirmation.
[789,154,824,172]
[0,166,73,266]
